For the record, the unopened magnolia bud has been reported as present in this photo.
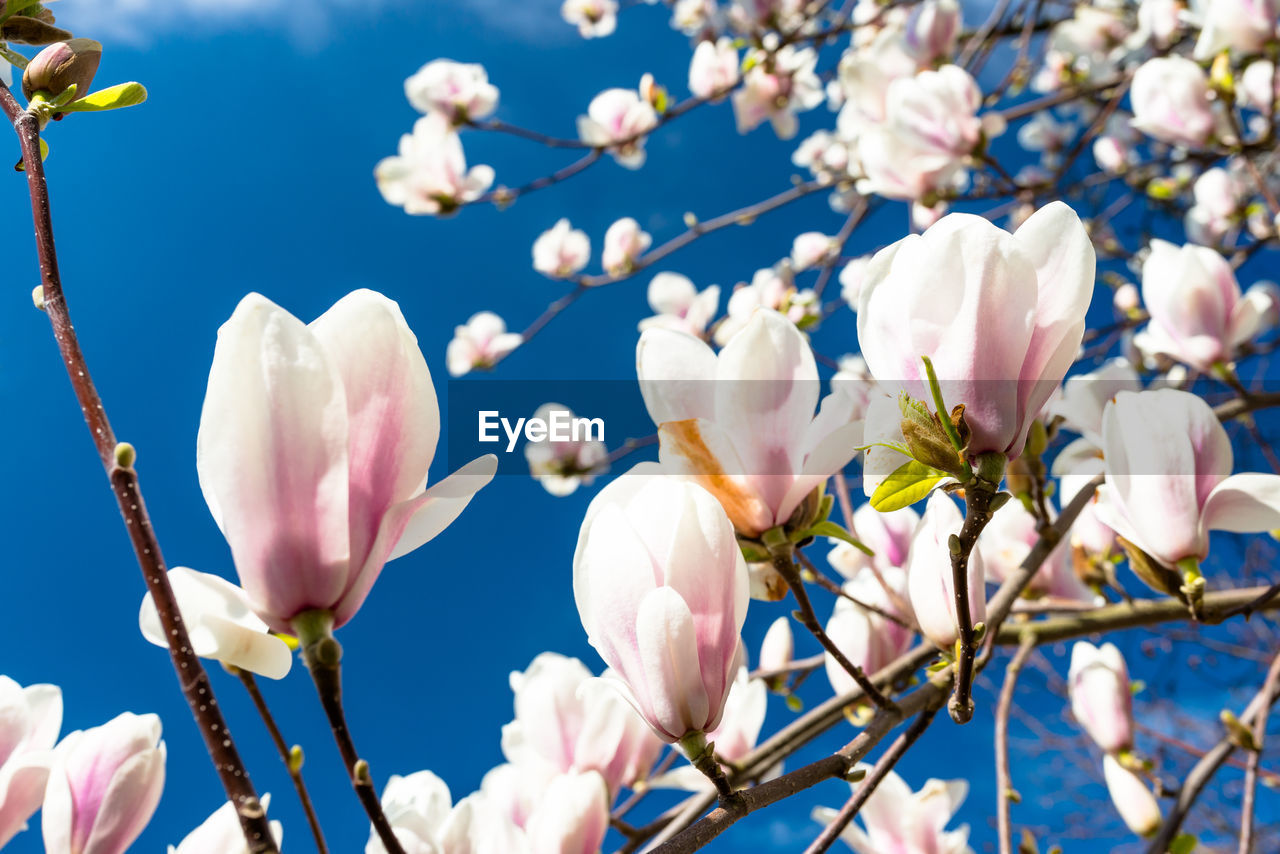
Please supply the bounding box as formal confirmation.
[899,394,965,476]
[23,38,102,101]
[1113,283,1140,314]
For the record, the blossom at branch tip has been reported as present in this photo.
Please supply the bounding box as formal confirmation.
[1048,358,1142,475]
[1068,641,1134,754]
[1185,167,1247,246]
[1133,240,1260,372]
[198,290,497,632]
[979,500,1099,608]
[573,465,750,742]
[759,616,794,673]
[561,0,618,38]
[42,712,165,854]
[838,256,872,311]
[1133,0,1183,49]
[404,59,498,123]
[714,264,820,345]
[601,216,652,276]
[523,771,609,854]
[169,794,283,854]
[793,130,854,181]
[1239,60,1280,113]
[577,87,657,169]
[447,311,523,377]
[902,0,961,65]
[731,45,824,139]
[824,565,914,694]
[524,403,607,497]
[501,653,664,795]
[139,567,294,680]
[857,202,1095,460]
[375,113,494,215]
[0,676,61,849]
[671,0,718,35]
[368,772,524,854]
[811,766,972,854]
[1189,0,1278,60]
[638,309,863,538]
[688,37,740,101]
[532,218,591,279]
[1094,388,1280,569]
[827,503,917,581]
[1102,754,1161,837]
[1129,56,1216,148]
[790,232,837,271]
[906,492,986,651]
[638,272,720,337]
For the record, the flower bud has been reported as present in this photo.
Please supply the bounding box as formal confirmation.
[1102,754,1161,837]
[22,39,102,101]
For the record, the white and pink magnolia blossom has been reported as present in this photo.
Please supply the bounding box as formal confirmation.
[1103,754,1162,837]
[902,0,961,64]
[198,290,497,631]
[601,217,652,275]
[713,265,820,345]
[1133,239,1260,371]
[824,565,914,694]
[1186,167,1246,245]
[1133,0,1182,49]
[447,311,523,376]
[907,492,986,651]
[524,403,608,497]
[577,87,658,169]
[638,309,863,537]
[1049,358,1143,475]
[1068,641,1134,754]
[638,272,721,337]
[793,130,854,180]
[0,677,61,849]
[139,568,294,680]
[791,232,837,271]
[1114,283,1141,314]
[169,794,283,854]
[562,0,618,38]
[688,38,740,100]
[1129,56,1216,148]
[1239,60,1279,112]
[1095,388,1280,569]
[857,65,988,201]
[730,0,805,31]
[532,218,591,278]
[375,113,494,215]
[1190,0,1278,60]
[759,616,794,673]
[812,767,972,854]
[858,202,1095,459]
[979,500,1098,607]
[838,257,872,310]
[404,59,498,122]
[42,712,165,854]
[523,771,610,854]
[501,653,664,795]
[370,772,527,854]
[731,45,823,139]
[827,503,918,581]
[671,0,717,34]
[573,466,750,742]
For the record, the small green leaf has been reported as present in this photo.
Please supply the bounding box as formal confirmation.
[1168,832,1197,854]
[60,81,148,113]
[870,459,949,512]
[801,520,873,555]
[14,136,48,171]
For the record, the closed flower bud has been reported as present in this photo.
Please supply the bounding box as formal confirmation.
[1068,642,1134,753]
[22,39,101,101]
[1102,754,1161,837]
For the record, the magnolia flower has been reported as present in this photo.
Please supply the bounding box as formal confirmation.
[1095,389,1280,569]
[827,503,918,580]
[902,0,961,64]
[562,0,618,37]
[812,767,972,854]
[791,232,837,271]
[602,217,652,275]
[1129,56,1215,148]
[1068,642,1133,754]
[839,257,872,310]
[169,794,283,854]
[1103,754,1161,837]
[1133,240,1260,372]
[370,773,527,854]
[198,290,497,631]
[447,311,523,376]
[404,59,498,122]
[638,309,863,538]
[731,45,824,139]
[858,202,1095,460]
[979,501,1097,606]
[43,713,165,854]
[638,273,721,337]
[688,38,740,100]
[523,771,609,854]
[713,265,819,345]
[1239,60,1279,112]
[1049,358,1142,475]
[501,653,664,794]
[524,403,608,497]
[759,616,794,673]
[577,88,658,168]
[573,465,749,742]
[858,65,987,201]
[825,566,914,694]
[375,113,494,215]
[700,669,766,765]
[672,0,717,34]
[533,219,591,278]
[139,568,294,679]
[1185,167,1245,245]
[907,492,986,651]
[1134,0,1182,48]
[1060,469,1119,558]
[793,130,854,180]
[1190,0,1277,59]
[0,677,61,848]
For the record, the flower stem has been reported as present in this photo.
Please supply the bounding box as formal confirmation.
[678,731,740,808]
[949,484,999,723]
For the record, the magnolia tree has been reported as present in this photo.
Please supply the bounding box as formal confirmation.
[4,0,1280,852]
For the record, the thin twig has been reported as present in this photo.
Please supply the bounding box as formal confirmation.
[996,638,1037,854]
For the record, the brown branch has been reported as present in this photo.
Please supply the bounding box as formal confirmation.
[1240,651,1280,854]
[996,638,1037,854]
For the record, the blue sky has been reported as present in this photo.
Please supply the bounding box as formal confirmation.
[1,2,1277,852]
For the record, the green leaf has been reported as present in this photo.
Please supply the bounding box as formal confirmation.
[13,135,48,171]
[61,81,148,113]
[800,520,873,555]
[1168,833,1197,854]
[870,459,949,512]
